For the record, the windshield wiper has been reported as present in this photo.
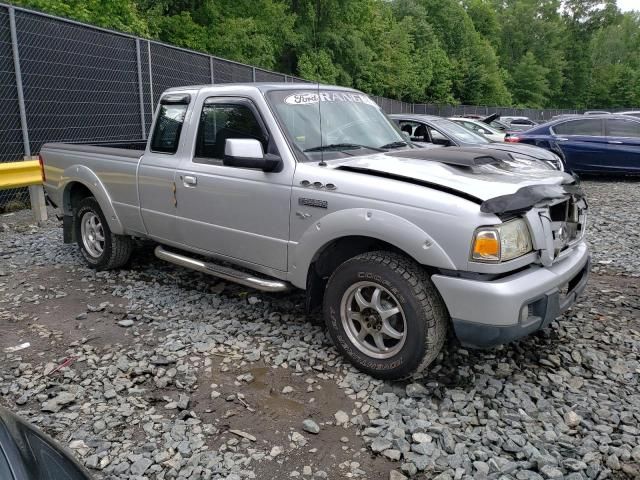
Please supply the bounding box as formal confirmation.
[304,143,386,153]
[379,141,408,149]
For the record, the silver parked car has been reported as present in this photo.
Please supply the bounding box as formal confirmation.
[390,114,565,171]
[40,83,590,379]
[500,116,538,129]
[619,111,640,119]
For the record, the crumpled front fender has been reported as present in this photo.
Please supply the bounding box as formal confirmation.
[288,208,456,289]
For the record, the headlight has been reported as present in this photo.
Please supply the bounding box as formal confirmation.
[471,219,533,262]
[551,152,565,171]
[511,153,563,171]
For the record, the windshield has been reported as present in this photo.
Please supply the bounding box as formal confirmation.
[431,119,491,144]
[266,89,408,161]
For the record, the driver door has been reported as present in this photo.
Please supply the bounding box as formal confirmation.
[173,97,293,272]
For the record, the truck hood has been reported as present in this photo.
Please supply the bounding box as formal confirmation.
[332,148,575,203]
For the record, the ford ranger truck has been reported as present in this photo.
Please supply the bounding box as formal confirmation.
[41,84,590,380]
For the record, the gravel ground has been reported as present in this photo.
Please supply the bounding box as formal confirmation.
[0,179,638,480]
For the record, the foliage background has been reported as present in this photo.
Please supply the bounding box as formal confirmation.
[9,0,640,109]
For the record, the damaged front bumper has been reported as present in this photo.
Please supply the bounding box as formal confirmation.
[431,241,590,348]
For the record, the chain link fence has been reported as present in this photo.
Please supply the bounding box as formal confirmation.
[0,3,634,210]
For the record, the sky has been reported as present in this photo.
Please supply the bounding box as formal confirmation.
[618,0,639,12]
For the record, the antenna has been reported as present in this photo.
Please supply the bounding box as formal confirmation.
[316,0,326,167]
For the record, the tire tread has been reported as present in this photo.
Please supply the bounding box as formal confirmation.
[326,250,448,379]
[75,197,133,270]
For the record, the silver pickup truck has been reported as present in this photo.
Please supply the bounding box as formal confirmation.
[41,83,590,380]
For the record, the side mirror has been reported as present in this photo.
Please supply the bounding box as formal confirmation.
[223,139,281,172]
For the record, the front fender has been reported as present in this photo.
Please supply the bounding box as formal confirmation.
[288,208,456,289]
[61,165,124,234]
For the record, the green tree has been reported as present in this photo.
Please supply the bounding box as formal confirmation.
[392,0,454,102]
[493,0,565,107]
[463,0,501,49]
[285,0,428,101]
[202,0,298,70]
[297,49,341,83]
[12,0,149,35]
[415,0,509,104]
[588,12,640,107]
[508,51,550,107]
[147,0,298,69]
[9,0,639,109]
[561,0,620,108]
[153,11,207,51]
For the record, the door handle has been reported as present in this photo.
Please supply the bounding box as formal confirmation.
[555,137,568,141]
[183,175,197,187]
[608,140,623,144]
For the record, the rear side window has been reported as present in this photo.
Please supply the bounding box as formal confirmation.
[398,121,419,137]
[150,97,190,154]
[195,103,267,162]
[553,119,603,136]
[606,119,640,138]
[510,119,534,125]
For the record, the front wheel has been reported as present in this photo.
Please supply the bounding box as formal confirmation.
[323,251,448,380]
[74,197,133,270]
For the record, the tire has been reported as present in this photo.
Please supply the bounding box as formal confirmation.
[74,197,133,270]
[323,251,448,380]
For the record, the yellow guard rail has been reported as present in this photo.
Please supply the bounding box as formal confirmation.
[0,159,42,189]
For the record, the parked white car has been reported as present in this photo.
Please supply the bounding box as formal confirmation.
[449,117,506,142]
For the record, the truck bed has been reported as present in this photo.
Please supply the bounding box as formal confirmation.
[42,140,147,159]
[41,140,147,229]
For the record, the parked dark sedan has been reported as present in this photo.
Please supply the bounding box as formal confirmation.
[389,114,564,170]
[0,407,91,480]
[505,114,640,174]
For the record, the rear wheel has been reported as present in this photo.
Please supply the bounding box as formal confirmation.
[323,251,448,380]
[74,197,133,270]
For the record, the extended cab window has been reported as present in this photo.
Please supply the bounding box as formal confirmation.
[150,96,190,154]
[553,119,603,136]
[195,102,267,162]
[606,119,640,138]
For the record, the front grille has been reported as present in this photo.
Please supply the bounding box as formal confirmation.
[548,196,586,258]
[549,200,569,222]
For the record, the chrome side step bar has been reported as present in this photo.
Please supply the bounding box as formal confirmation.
[154,246,291,293]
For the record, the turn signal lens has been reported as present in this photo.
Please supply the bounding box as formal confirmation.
[472,230,500,261]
